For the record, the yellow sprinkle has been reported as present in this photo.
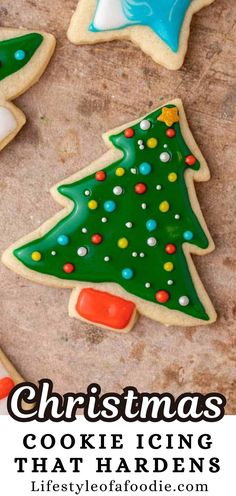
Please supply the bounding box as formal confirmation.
[118,237,128,249]
[31,251,42,262]
[116,167,125,177]
[164,262,174,272]
[147,137,158,149]
[168,172,177,183]
[88,200,98,210]
[159,201,170,213]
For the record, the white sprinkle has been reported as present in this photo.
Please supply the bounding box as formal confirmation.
[138,140,143,145]
[156,185,162,191]
[101,217,108,223]
[141,203,147,209]
[179,296,190,307]
[147,237,157,247]
[132,252,138,257]
[131,168,137,174]
[175,214,180,220]
[51,251,56,256]
[139,145,145,150]
[140,252,145,258]
[84,189,90,196]
[167,280,174,286]
[77,246,88,257]
[125,222,133,228]
[140,119,151,131]
[160,152,171,163]
[145,282,151,288]
[82,227,87,233]
[113,186,123,196]
[104,256,110,262]
[164,144,168,149]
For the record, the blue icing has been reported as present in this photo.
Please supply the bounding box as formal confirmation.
[90,0,192,52]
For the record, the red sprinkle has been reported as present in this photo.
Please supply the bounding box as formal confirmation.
[63,263,75,274]
[155,290,170,304]
[165,243,177,255]
[134,183,147,195]
[124,128,135,138]
[96,171,106,181]
[91,234,103,245]
[185,155,196,166]
[166,128,176,138]
[0,377,15,400]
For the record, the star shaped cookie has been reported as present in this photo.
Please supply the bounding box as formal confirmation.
[67,0,216,69]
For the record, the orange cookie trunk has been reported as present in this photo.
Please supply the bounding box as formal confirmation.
[76,288,136,331]
[0,376,15,400]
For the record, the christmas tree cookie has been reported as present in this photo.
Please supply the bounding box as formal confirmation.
[0,348,24,415]
[2,99,216,332]
[67,0,215,69]
[0,28,56,152]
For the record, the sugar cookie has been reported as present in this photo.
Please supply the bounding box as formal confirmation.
[0,348,24,415]
[67,0,215,69]
[0,28,56,152]
[2,99,216,332]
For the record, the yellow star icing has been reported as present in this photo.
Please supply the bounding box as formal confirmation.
[157,107,179,127]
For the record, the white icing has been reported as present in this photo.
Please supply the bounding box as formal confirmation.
[0,107,17,142]
[0,362,11,415]
[93,0,128,30]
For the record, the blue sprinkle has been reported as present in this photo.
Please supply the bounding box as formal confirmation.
[146,219,157,232]
[104,200,116,213]
[122,268,134,280]
[57,234,70,246]
[14,49,26,61]
[139,162,152,175]
[183,230,194,241]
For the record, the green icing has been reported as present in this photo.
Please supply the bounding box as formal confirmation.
[0,33,43,81]
[14,105,210,321]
